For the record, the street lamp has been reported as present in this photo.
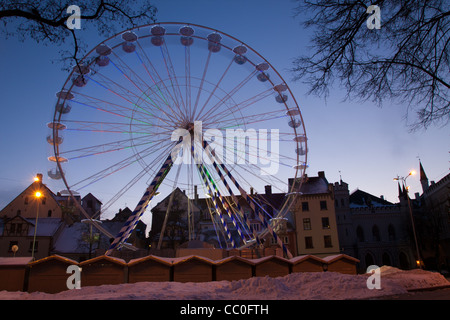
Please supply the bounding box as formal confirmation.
[394,170,422,268]
[31,190,42,260]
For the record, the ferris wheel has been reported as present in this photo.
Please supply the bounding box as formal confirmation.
[47,22,308,258]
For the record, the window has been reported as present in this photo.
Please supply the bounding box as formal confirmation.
[372,225,381,242]
[301,202,309,211]
[24,197,29,205]
[305,236,313,249]
[16,224,22,234]
[320,201,327,210]
[9,223,16,234]
[303,218,311,230]
[324,235,333,248]
[41,197,46,205]
[322,217,330,229]
[47,210,52,217]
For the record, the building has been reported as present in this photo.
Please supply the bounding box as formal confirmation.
[416,162,450,270]
[334,180,416,271]
[289,171,340,257]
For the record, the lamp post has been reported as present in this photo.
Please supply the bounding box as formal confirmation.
[31,191,42,261]
[394,170,422,269]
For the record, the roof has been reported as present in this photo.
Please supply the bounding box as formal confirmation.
[290,255,325,265]
[322,254,360,263]
[28,254,78,266]
[79,255,126,266]
[25,218,63,237]
[0,257,33,266]
[349,189,395,208]
[128,255,173,267]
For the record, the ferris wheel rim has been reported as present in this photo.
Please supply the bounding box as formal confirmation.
[49,22,308,253]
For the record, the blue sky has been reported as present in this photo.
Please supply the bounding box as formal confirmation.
[0,0,448,228]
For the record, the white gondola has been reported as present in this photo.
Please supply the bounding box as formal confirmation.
[257,72,270,82]
[275,94,288,103]
[234,55,247,65]
[233,45,247,55]
[293,135,307,143]
[56,103,71,114]
[72,74,88,87]
[179,26,194,36]
[72,64,90,75]
[122,42,136,53]
[47,168,63,180]
[179,26,194,46]
[48,156,68,163]
[286,109,300,116]
[121,31,138,42]
[274,84,288,92]
[96,56,110,67]
[256,62,269,71]
[47,122,67,130]
[288,119,302,128]
[151,25,166,36]
[46,135,63,146]
[96,44,112,56]
[56,90,74,100]
[294,163,308,170]
[295,147,307,156]
[207,33,222,52]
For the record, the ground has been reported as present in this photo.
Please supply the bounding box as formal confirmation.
[0,266,448,300]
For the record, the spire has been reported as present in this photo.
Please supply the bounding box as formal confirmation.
[419,161,429,193]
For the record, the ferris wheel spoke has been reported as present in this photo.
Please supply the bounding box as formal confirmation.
[134,40,186,122]
[109,52,185,125]
[69,140,175,191]
[198,69,258,123]
[194,58,235,121]
[192,50,212,120]
[202,87,273,127]
[159,41,188,119]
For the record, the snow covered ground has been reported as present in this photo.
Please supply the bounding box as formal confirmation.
[0,266,448,300]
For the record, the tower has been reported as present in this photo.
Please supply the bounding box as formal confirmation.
[419,161,429,193]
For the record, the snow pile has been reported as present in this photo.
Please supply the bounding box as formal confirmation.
[378,266,449,290]
[0,267,448,300]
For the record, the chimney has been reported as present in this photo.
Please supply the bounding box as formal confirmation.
[250,187,254,195]
[265,185,272,195]
[415,192,420,200]
[380,195,384,201]
[318,171,325,179]
[194,185,198,201]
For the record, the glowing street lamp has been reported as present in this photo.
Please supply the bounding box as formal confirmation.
[31,190,42,260]
[394,170,422,269]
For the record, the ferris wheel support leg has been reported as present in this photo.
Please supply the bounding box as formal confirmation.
[105,153,175,256]
[196,162,236,248]
[196,161,246,246]
[201,141,293,259]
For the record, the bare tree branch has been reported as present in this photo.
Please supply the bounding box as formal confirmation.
[292,0,450,130]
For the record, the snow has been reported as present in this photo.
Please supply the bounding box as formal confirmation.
[0,266,448,300]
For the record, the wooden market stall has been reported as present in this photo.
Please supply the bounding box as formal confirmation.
[27,255,78,293]
[79,255,127,287]
[214,256,254,281]
[0,257,32,292]
[253,255,291,278]
[172,255,214,282]
[323,254,359,275]
[128,255,172,283]
[290,255,325,273]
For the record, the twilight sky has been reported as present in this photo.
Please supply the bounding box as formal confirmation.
[0,0,448,227]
